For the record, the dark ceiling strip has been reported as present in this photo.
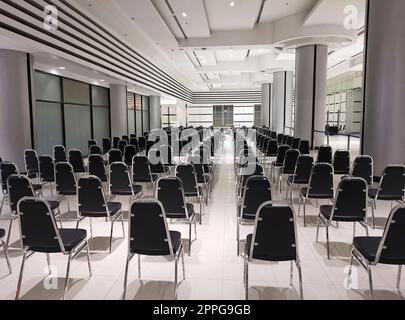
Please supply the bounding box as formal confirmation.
[246,49,251,58]
[255,0,266,24]
[165,0,188,39]
[193,51,203,67]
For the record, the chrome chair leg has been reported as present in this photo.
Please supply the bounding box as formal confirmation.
[174,254,179,300]
[326,224,330,260]
[46,253,51,275]
[6,219,13,247]
[62,253,72,300]
[122,254,131,300]
[397,265,402,290]
[367,265,374,300]
[315,217,321,243]
[2,241,12,274]
[371,201,376,229]
[109,220,114,253]
[188,223,192,256]
[15,251,27,300]
[86,241,92,276]
[138,254,141,279]
[297,261,304,300]
[290,260,294,287]
[244,254,249,300]
[236,220,240,256]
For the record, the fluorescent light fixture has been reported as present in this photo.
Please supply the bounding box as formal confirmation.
[59,66,66,70]
[182,12,187,18]
[100,79,105,82]
[230,1,235,7]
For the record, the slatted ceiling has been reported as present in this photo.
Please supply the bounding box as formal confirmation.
[192,91,262,104]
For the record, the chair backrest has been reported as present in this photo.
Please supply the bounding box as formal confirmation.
[277,134,284,144]
[88,140,97,150]
[240,176,272,219]
[1,162,18,194]
[275,145,290,166]
[55,162,77,195]
[374,204,405,264]
[130,138,139,152]
[122,135,129,143]
[89,145,102,155]
[307,163,334,198]
[8,174,35,213]
[138,137,146,151]
[281,149,300,174]
[317,145,333,164]
[352,155,373,186]
[377,165,405,199]
[39,155,55,183]
[24,149,39,176]
[132,156,153,182]
[108,149,122,165]
[265,140,278,157]
[175,164,199,196]
[292,156,314,184]
[118,140,127,154]
[282,135,290,145]
[124,145,137,166]
[78,176,109,218]
[53,145,67,163]
[298,140,310,155]
[286,136,294,147]
[333,150,350,174]
[330,178,368,221]
[102,138,111,154]
[88,155,107,182]
[69,149,85,172]
[156,177,189,218]
[17,198,65,252]
[128,199,174,256]
[188,155,206,184]
[112,137,120,149]
[249,202,298,262]
[291,138,301,150]
[109,162,133,195]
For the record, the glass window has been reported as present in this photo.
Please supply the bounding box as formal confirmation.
[93,106,110,143]
[143,110,149,132]
[135,94,142,110]
[64,104,92,153]
[92,86,109,106]
[35,101,63,154]
[142,96,149,110]
[34,72,61,102]
[127,93,135,135]
[136,110,142,137]
[63,79,90,105]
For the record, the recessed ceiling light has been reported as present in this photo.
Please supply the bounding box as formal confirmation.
[230,1,235,7]
[182,12,187,18]
[59,67,66,70]
[100,79,105,82]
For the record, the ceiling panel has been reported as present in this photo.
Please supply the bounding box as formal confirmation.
[260,0,317,22]
[194,50,217,66]
[204,0,262,31]
[215,49,248,61]
[249,48,272,56]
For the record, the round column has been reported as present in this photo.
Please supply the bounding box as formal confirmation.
[149,95,161,130]
[110,84,128,138]
[272,71,294,135]
[261,83,272,127]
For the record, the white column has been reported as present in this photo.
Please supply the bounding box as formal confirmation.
[110,84,128,138]
[261,83,272,127]
[0,50,32,169]
[363,0,405,175]
[272,71,293,134]
[295,45,328,149]
[149,95,161,130]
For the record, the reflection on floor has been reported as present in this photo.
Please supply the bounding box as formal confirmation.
[0,134,402,300]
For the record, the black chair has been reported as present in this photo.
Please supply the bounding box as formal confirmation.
[176,164,204,224]
[348,203,405,300]
[122,199,185,300]
[278,149,300,194]
[39,155,55,196]
[156,177,197,255]
[286,136,294,147]
[129,138,139,152]
[270,145,290,181]
[124,145,137,166]
[88,155,108,183]
[299,163,334,226]
[122,135,129,143]
[130,134,137,139]
[244,202,303,300]
[287,156,314,204]
[108,149,122,165]
[351,155,373,186]
[102,138,111,155]
[55,162,77,217]
[118,140,127,155]
[291,138,301,150]
[333,150,350,175]
[263,140,278,166]
[237,163,264,198]
[188,155,210,205]
[24,149,40,181]
[68,150,86,173]
[109,162,142,200]
[53,145,67,163]
[317,178,369,259]
[317,145,333,164]
[237,176,272,256]
[149,148,170,175]
[0,228,11,275]
[298,140,310,155]
[132,156,158,188]
[77,176,124,253]
[15,197,91,300]
[112,137,120,149]
[138,137,146,153]
[277,134,284,144]
[368,165,405,229]
[89,145,102,156]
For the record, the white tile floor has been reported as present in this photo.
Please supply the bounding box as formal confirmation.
[0,134,403,300]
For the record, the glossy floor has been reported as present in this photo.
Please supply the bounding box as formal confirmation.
[0,135,402,300]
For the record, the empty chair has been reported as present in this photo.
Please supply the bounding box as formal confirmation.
[102,138,111,155]
[88,155,108,183]
[109,162,142,200]
[138,137,146,152]
[287,156,314,204]
[88,139,97,151]
[348,204,405,300]
[0,228,11,275]
[188,155,210,205]
[278,149,300,194]
[112,137,120,149]
[291,138,301,150]
[53,145,67,163]
[351,155,373,186]
[368,165,405,229]
[156,177,197,255]
[286,136,294,147]
[277,134,284,145]
[122,135,129,143]
[282,135,289,145]
[270,145,290,181]
[317,145,333,164]
[130,134,137,139]
[237,176,272,256]
[299,163,334,226]
[108,149,122,165]
[124,145,137,166]
[244,202,303,300]
[77,176,124,253]
[55,162,77,216]
[237,164,264,198]
[118,140,127,155]
[122,199,185,300]
[263,140,278,165]
[176,164,204,224]
[298,140,310,155]
[316,178,369,259]
[24,149,40,180]
[149,148,170,175]
[68,150,86,173]
[39,155,55,195]
[15,198,91,300]
[129,138,139,152]
[132,156,158,188]
[333,150,350,175]
[89,145,102,156]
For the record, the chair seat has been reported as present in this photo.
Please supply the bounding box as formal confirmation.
[368,188,403,201]
[81,202,122,218]
[0,228,5,239]
[28,229,87,253]
[134,174,158,183]
[288,176,309,185]
[320,205,365,222]
[184,186,203,198]
[73,168,86,173]
[58,190,76,196]
[33,184,42,191]
[130,230,182,256]
[353,237,405,265]
[246,234,296,262]
[166,203,195,219]
[150,166,170,174]
[111,185,143,196]
[301,188,333,199]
